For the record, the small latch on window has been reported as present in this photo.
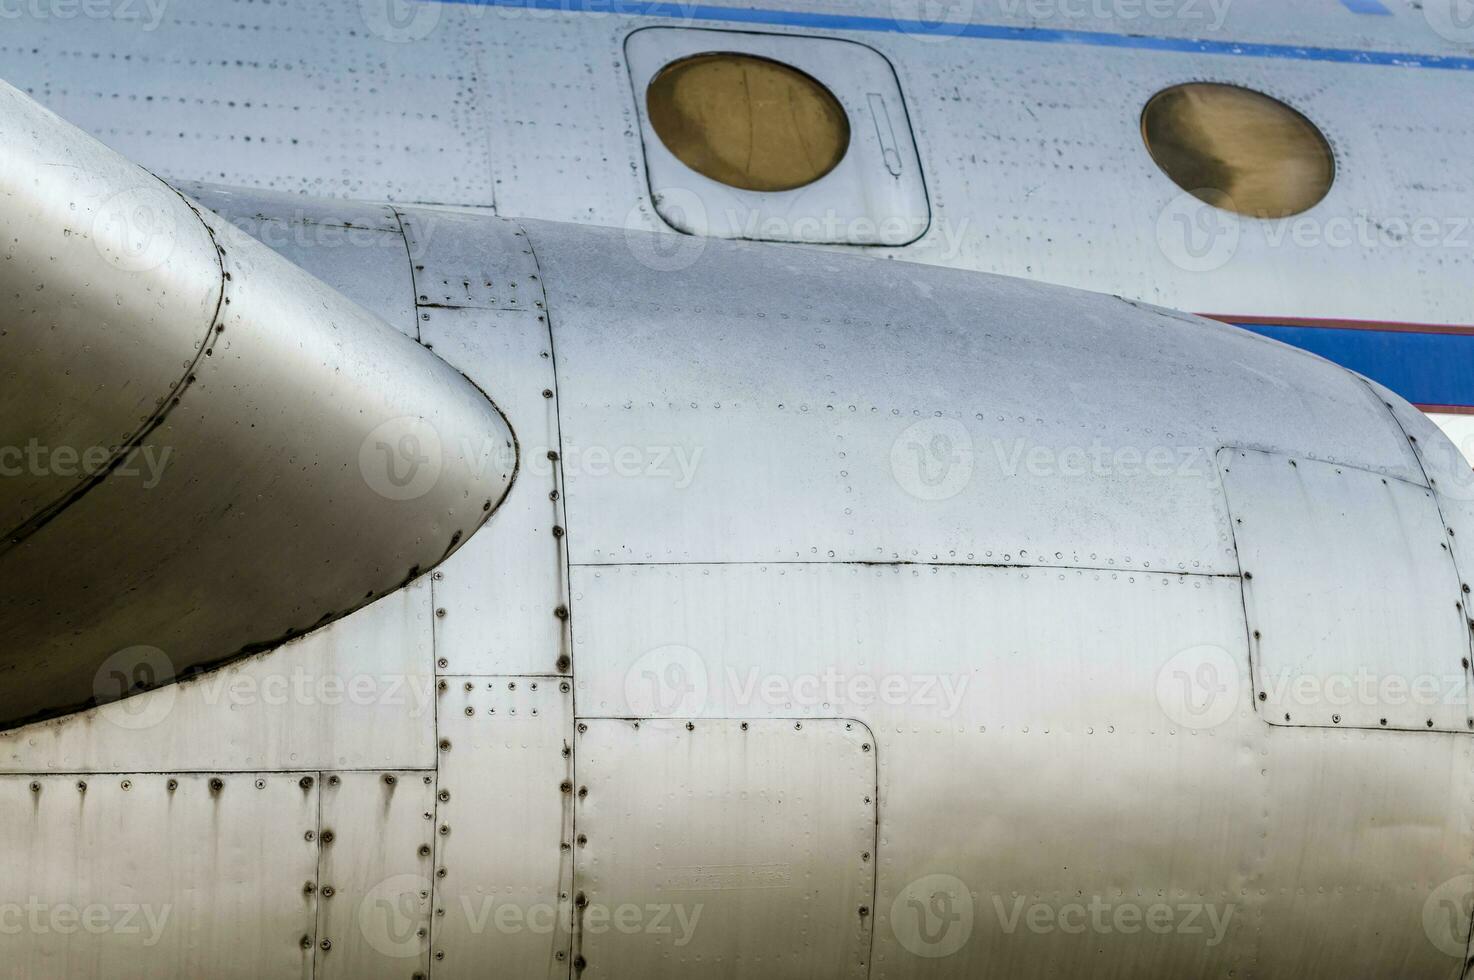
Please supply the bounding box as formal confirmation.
[867,93,904,177]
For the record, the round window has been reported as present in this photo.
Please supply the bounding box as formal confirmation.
[646,52,851,193]
[1141,82,1335,218]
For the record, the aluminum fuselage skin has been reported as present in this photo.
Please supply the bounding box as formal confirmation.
[3,185,1474,978]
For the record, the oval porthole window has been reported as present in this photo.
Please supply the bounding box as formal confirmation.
[1141,82,1335,219]
[646,52,851,193]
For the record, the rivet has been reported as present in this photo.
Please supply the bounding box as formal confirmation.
[76,780,86,793]
[328,775,340,786]
[210,778,224,793]
[384,774,397,786]
[577,786,588,798]
[300,776,314,790]
[167,779,178,792]
[1332,715,1341,724]
[28,782,40,793]
[321,886,335,898]
[554,605,569,620]
[320,939,331,951]
[436,868,447,879]
[552,526,565,539]
[435,608,446,618]
[1258,692,1267,702]
[300,936,312,950]
[542,389,554,399]
[321,830,335,844]
[439,825,450,836]
[418,845,432,857]
[439,739,452,751]
[121,780,132,791]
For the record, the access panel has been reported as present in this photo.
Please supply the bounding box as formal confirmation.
[1219,447,1473,731]
[572,718,877,979]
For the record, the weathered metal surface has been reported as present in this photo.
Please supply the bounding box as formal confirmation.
[626,28,928,245]
[180,182,420,340]
[573,717,877,979]
[6,0,1473,335]
[407,208,572,675]
[0,83,516,729]
[316,771,438,980]
[432,677,575,977]
[528,217,1422,571]
[0,581,436,774]
[399,209,542,313]
[0,773,319,979]
[1220,448,1472,732]
[568,560,1474,977]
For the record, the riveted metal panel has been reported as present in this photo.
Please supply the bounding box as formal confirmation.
[0,773,319,980]
[528,218,1422,573]
[181,183,420,339]
[0,581,437,774]
[399,209,543,313]
[0,88,517,729]
[1219,448,1473,732]
[572,718,877,980]
[432,677,574,977]
[316,770,438,980]
[423,308,571,676]
[567,560,1474,977]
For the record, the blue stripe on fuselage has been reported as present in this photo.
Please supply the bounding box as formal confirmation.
[1232,323,1474,409]
[431,0,1474,71]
